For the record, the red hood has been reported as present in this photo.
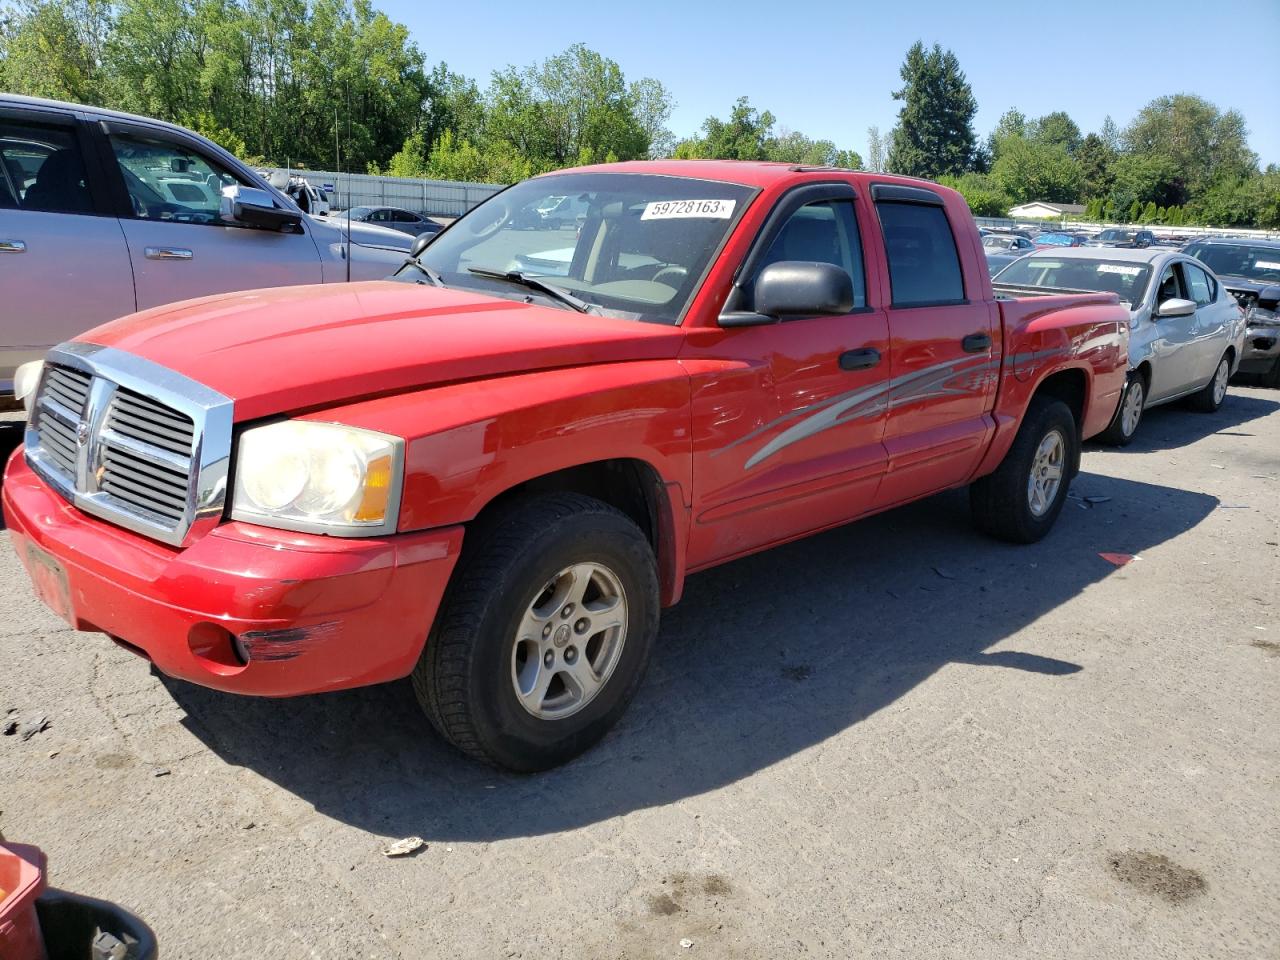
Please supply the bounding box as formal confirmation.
[82,282,685,421]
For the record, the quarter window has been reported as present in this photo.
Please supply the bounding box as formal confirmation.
[757,200,866,311]
[876,201,965,307]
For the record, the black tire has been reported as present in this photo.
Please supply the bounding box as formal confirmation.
[970,397,1078,544]
[412,492,660,771]
[1098,372,1145,447]
[1188,352,1231,412]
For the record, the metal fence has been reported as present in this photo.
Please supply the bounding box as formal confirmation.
[974,216,1279,241]
[265,167,504,217]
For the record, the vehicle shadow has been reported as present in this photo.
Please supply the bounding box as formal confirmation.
[1085,390,1279,454]
[161,471,1217,842]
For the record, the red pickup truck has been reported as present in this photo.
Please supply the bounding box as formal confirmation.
[4,162,1128,770]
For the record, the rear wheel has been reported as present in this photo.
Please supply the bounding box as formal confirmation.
[412,493,659,771]
[1188,353,1231,412]
[1099,373,1145,446]
[971,397,1077,544]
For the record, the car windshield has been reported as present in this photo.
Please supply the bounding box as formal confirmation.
[1185,244,1280,283]
[1099,229,1135,242]
[406,173,756,324]
[994,256,1153,305]
[349,206,375,218]
[1037,234,1072,245]
[983,236,1014,249]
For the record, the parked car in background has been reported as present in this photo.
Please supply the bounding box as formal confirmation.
[0,95,412,397]
[5,161,1129,771]
[344,205,438,236]
[1090,228,1155,249]
[1033,232,1085,248]
[984,234,1036,254]
[1184,237,1280,386]
[994,247,1245,444]
[985,250,1025,276]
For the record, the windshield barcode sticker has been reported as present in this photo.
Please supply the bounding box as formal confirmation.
[642,199,736,221]
[1254,260,1280,270]
[1097,264,1143,276]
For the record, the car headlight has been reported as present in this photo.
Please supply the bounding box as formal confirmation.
[13,360,44,418]
[1246,303,1278,326]
[230,421,403,536]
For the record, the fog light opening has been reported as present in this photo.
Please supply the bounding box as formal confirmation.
[188,622,250,676]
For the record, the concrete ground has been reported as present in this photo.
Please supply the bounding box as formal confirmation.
[1,388,1277,960]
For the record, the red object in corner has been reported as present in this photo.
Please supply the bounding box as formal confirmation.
[0,843,48,960]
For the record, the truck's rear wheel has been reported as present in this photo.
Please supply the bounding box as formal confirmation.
[412,493,659,771]
[970,397,1077,543]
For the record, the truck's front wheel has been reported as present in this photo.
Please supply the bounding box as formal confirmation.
[412,493,659,771]
[970,397,1078,543]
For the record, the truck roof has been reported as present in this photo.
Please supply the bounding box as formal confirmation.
[543,159,946,192]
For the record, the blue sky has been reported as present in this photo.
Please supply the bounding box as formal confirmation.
[375,0,1280,166]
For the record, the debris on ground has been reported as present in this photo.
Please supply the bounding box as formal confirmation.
[680,939,694,949]
[1099,552,1138,566]
[1084,496,1111,505]
[382,836,426,858]
[932,566,957,580]
[18,716,49,741]
[2,718,16,736]
[152,766,171,778]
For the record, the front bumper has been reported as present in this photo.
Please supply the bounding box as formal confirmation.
[1239,324,1280,373]
[3,450,464,696]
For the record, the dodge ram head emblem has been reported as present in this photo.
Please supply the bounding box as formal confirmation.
[76,419,90,446]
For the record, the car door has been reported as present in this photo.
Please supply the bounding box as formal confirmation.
[97,124,324,311]
[0,105,134,389]
[1180,259,1230,384]
[684,185,891,566]
[870,185,999,509]
[1147,261,1198,400]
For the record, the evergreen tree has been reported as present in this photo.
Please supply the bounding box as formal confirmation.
[886,41,977,179]
[1102,199,1117,222]
[1128,199,1142,222]
[1076,133,1117,201]
[1156,205,1167,223]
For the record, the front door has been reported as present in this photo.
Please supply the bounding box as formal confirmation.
[685,188,891,567]
[1148,262,1198,401]
[871,189,998,508]
[98,126,324,311]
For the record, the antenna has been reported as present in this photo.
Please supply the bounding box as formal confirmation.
[344,84,352,283]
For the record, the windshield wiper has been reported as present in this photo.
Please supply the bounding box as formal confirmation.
[467,266,594,314]
[404,258,445,287]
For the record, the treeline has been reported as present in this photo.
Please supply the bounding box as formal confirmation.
[1,2,1275,227]
[885,42,1278,228]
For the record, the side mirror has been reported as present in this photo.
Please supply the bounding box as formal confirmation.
[1157,297,1196,318]
[220,184,301,231]
[409,232,434,258]
[719,261,854,328]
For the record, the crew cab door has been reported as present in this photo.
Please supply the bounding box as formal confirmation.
[1180,259,1232,384]
[0,105,134,388]
[684,184,891,566]
[94,123,324,311]
[870,185,998,507]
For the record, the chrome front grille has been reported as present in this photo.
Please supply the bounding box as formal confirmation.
[25,343,233,547]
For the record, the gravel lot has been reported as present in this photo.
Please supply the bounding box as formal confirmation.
[1,388,1277,960]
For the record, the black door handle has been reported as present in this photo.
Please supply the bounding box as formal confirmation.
[962,333,991,353]
[839,348,881,371]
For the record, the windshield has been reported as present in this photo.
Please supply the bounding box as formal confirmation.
[1099,229,1135,242]
[1185,243,1280,283]
[983,236,1015,249]
[1036,234,1073,245]
[349,206,375,218]
[994,256,1153,305]
[406,173,756,324]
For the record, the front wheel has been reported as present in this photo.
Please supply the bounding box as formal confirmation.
[1188,353,1231,412]
[412,493,660,771]
[970,397,1078,544]
[1099,373,1145,446]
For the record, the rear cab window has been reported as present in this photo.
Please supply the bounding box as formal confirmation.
[0,117,94,214]
[875,199,965,307]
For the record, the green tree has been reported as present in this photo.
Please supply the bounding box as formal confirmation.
[886,41,977,179]
[1102,198,1116,222]
[1109,152,1180,213]
[937,172,1010,217]
[1254,166,1280,230]
[986,108,1027,164]
[677,96,776,160]
[1123,94,1258,203]
[1140,201,1157,223]
[990,137,1082,204]
[0,0,112,103]
[1127,199,1141,222]
[1028,111,1082,154]
[866,125,885,173]
[1076,133,1116,200]
[766,129,860,168]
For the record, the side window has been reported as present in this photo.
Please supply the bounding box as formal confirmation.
[876,201,965,307]
[1156,265,1184,304]
[369,209,389,222]
[0,118,93,214]
[1181,263,1213,306]
[109,132,245,225]
[393,210,419,223]
[758,200,866,311]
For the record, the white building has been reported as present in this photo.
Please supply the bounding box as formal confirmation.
[1007,201,1087,219]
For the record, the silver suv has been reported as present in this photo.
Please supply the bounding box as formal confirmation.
[0,95,413,394]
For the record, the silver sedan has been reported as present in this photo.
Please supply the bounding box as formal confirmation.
[993,247,1246,444]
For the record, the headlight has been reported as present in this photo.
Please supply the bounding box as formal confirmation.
[13,360,44,418]
[1246,303,1278,326]
[231,421,403,536]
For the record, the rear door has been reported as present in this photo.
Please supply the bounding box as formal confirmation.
[1179,259,1231,385]
[0,105,134,388]
[871,185,998,508]
[95,123,324,310]
[685,183,891,565]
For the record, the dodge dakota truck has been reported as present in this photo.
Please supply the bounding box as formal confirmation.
[4,161,1129,771]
